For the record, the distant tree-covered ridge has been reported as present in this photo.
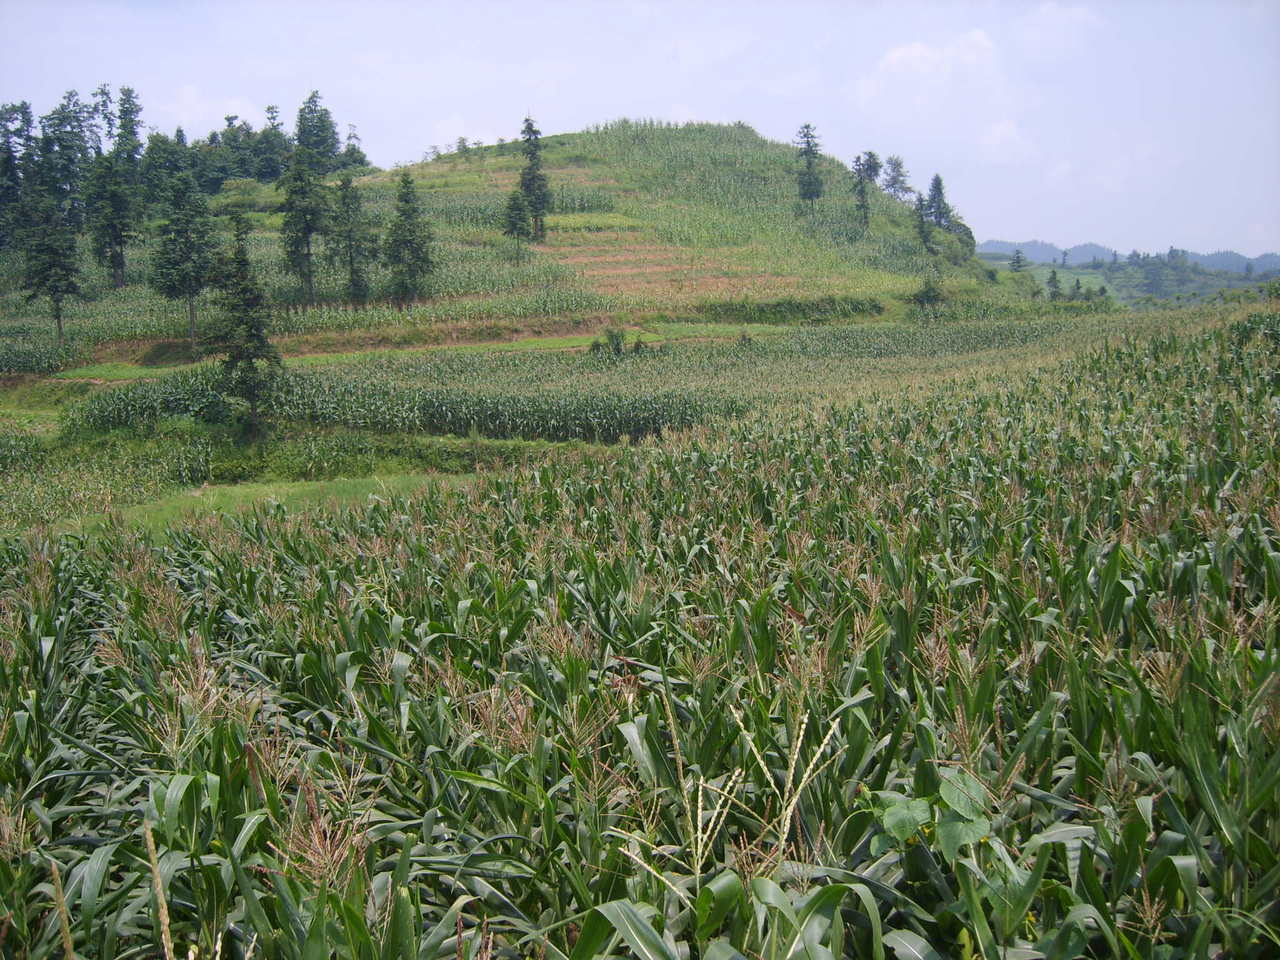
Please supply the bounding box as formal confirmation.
[980,238,1279,275]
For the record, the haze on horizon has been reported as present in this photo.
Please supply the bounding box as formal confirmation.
[2,0,1277,258]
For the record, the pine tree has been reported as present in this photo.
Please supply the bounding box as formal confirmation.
[503,189,532,238]
[1010,249,1027,272]
[0,102,33,249]
[519,118,550,240]
[85,86,143,288]
[151,171,218,358]
[384,169,433,305]
[278,148,329,304]
[913,192,935,254]
[336,125,368,170]
[34,90,101,231]
[253,105,291,181]
[880,154,911,201]
[140,128,192,205]
[855,151,882,183]
[795,123,822,211]
[206,216,280,435]
[925,174,950,227]
[1046,269,1062,300]
[851,151,880,228]
[20,189,80,348]
[326,175,378,303]
[294,91,339,173]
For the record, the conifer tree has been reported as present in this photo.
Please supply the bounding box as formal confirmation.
[336,125,368,170]
[851,151,880,228]
[206,216,280,434]
[795,123,822,211]
[503,188,533,242]
[913,192,935,254]
[85,86,143,287]
[140,128,192,205]
[278,148,329,304]
[1009,249,1027,272]
[20,189,80,348]
[253,105,291,181]
[384,169,433,305]
[327,175,378,304]
[519,117,550,240]
[0,102,33,249]
[1046,269,1062,300]
[294,91,339,173]
[925,174,950,227]
[151,171,218,357]
[880,154,911,201]
[31,90,98,229]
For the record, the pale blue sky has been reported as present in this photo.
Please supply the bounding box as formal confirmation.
[2,0,1277,255]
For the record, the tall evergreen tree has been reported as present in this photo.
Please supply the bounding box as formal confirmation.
[140,128,192,205]
[383,169,433,305]
[0,102,33,248]
[913,192,935,254]
[206,216,280,434]
[85,86,144,288]
[336,125,369,170]
[294,91,339,173]
[278,148,330,304]
[31,90,99,229]
[1009,248,1027,272]
[519,118,550,240]
[1046,268,1062,300]
[925,174,950,227]
[20,188,80,348]
[851,151,880,228]
[855,151,882,183]
[503,188,533,261]
[326,175,378,304]
[795,123,823,211]
[880,154,911,201]
[151,171,218,358]
[254,105,291,181]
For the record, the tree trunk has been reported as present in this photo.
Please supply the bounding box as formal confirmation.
[53,297,64,349]
[112,245,125,288]
[187,295,198,360]
[305,235,315,306]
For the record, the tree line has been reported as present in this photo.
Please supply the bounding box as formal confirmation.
[1,84,554,427]
[791,124,974,258]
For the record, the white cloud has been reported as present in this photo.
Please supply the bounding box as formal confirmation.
[980,119,1038,163]
[854,29,998,106]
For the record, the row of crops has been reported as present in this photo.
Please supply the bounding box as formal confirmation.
[2,312,1277,956]
[64,317,1088,442]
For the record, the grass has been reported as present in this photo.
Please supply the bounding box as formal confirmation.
[67,472,470,535]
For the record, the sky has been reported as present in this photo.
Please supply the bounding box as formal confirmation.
[2,0,1278,256]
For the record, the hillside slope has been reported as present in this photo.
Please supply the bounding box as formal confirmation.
[0,120,990,367]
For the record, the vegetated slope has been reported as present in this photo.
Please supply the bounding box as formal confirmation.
[1,311,1277,956]
[0,120,986,367]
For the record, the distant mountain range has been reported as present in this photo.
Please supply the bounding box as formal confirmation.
[979,239,1280,275]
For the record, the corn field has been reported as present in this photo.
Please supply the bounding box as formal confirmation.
[1,311,1277,957]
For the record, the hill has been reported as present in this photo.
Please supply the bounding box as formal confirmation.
[0,120,991,372]
[980,237,1280,274]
